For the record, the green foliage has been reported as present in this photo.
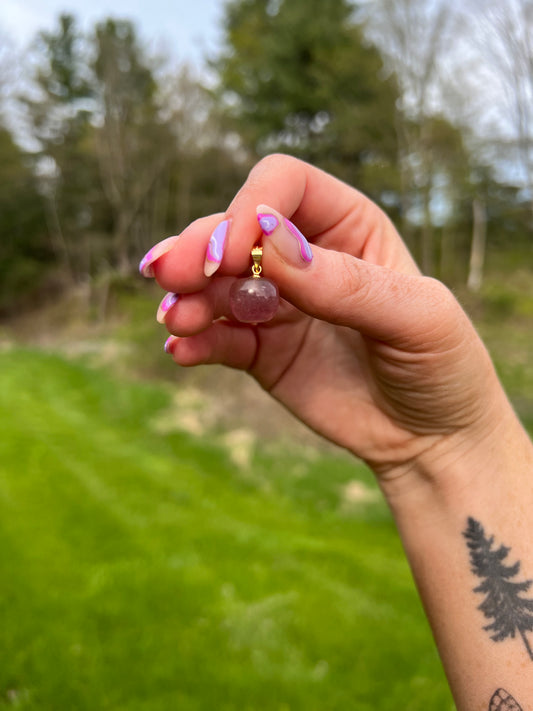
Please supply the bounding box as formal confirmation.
[8,12,249,294]
[93,19,157,110]
[0,127,50,314]
[459,266,533,431]
[90,18,175,271]
[22,15,106,283]
[0,5,532,313]
[0,349,453,709]
[36,14,92,103]
[214,0,400,197]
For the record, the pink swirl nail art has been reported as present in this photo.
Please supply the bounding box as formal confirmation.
[139,235,180,277]
[156,293,179,324]
[257,208,313,264]
[284,218,313,263]
[257,213,279,235]
[164,335,178,354]
[204,219,230,276]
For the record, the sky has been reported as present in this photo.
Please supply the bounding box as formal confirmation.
[0,0,527,187]
[0,0,224,68]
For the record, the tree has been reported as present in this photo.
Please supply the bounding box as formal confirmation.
[0,28,17,125]
[159,65,250,232]
[23,14,102,285]
[0,124,49,314]
[24,15,181,281]
[464,517,533,661]
[363,0,459,274]
[92,19,176,273]
[466,0,533,224]
[213,0,401,203]
[20,13,248,298]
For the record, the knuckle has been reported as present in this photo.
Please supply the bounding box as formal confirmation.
[420,277,458,315]
[247,153,298,183]
[417,276,468,342]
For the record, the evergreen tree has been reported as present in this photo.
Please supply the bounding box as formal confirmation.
[213,0,401,204]
[0,125,49,314]
[464,517,533,661]
[24,15,178,278]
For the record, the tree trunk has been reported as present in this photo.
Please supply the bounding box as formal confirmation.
[113,208,132,276]
[44,192,76,285]
[176,162,193,232]
[467,198,487,292]
[421,183,434,276]
[440,224,455,284]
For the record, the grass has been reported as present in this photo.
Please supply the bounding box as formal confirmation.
[0,348,454,710]
[1,264,531,710]
[457,268,533,431]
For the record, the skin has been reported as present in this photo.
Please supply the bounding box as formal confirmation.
[154,154,508,484]
[148,154,533,709]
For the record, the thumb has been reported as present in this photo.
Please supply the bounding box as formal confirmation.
[257,204,461,348]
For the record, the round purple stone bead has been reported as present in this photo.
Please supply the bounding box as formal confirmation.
[229,276,279,323]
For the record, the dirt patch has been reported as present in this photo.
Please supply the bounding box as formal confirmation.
[342,480,380,506]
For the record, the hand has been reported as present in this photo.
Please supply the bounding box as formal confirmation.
[145,155,509,488]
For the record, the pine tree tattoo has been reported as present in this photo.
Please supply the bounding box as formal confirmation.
[464,517,533,661]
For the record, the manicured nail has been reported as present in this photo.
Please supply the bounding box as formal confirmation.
[284,217,313,262]
[257,205,313,264]
[156,293,179,324]
[139,235,180,277]
[257,213,279,235]
[164,335,179,354]
[204,219,230,277]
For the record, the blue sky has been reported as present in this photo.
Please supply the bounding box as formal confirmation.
[0,0,224,67]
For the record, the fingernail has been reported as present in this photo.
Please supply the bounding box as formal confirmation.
[284,217,313,262]
[164,335,179,354]
[139,235,179,277]
[257,213,279,235]
[257,205,313,264]
[156,293,179,324]
[204,219,230,277]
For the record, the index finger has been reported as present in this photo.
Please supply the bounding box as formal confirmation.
[224,154,419,275]
[151,154,419,293]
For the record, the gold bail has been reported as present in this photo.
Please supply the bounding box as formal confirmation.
[251,245,263,278]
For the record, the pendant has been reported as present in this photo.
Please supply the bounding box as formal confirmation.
[229,246,279,323]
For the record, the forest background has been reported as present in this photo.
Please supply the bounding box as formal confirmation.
[1,0,533,308]
[0,0,532,709]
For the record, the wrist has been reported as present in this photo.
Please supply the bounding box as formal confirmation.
[375,393,533,524]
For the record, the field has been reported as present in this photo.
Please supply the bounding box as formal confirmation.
[0,269,531,710]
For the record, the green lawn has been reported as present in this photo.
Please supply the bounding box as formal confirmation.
[0,348,454,709]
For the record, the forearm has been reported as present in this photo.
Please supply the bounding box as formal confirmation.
[380,398,533,711]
